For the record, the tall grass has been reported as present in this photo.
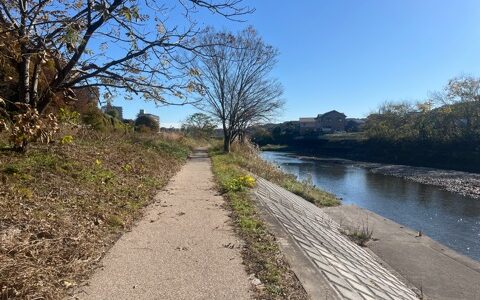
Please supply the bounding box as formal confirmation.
[225,141,340,207]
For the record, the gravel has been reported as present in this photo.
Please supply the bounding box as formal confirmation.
[367,164,480,199]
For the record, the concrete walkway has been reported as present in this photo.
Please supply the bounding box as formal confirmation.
[254,177,419,300]
[324,205,480,300]
[76,149,251,300]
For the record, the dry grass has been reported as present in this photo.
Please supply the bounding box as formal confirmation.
[0,130,191,299]
[340,220,374,247]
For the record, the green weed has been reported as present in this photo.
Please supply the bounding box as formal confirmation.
[211,151,306,298]
[2,164,21,175]
[106,215,124,228]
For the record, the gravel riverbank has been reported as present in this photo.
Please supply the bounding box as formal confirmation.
[368,164,480,199]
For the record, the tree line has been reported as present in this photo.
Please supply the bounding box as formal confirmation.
[364,75,480,144]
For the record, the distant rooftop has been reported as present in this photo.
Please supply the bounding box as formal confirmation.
[299,117,316,122]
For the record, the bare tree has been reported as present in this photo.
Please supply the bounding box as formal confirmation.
[181,112,216,138]
[0,0,251,114]
[192,27,283,152]
[431,75,480,105]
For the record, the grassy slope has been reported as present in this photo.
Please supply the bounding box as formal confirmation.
[210,150,307,299]
[226,143,339,207]
[0,131,191,299]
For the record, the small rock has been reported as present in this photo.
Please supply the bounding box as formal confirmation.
[223,242,235,249]
[251,278,262,286]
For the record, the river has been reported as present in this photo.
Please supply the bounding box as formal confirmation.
[261,151,480,261]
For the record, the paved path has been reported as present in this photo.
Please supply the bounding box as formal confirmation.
[76,149,251,300]
[324,205,480,300]
[254,178,419,300]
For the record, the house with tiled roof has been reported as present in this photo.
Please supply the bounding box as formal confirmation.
[299,110,346,134]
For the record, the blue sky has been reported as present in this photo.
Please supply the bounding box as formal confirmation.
[113,0,480,127]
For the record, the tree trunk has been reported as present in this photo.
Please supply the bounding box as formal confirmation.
[223,133,231,152]
[30,61,41,106]
[19,49,31,104]
[18,0,30,105]
[222,121,231,153]
[37,91,55,114]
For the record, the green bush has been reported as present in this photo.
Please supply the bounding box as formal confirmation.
[82,105,132,133]
[135,115,159,132]
[58,108,81,125]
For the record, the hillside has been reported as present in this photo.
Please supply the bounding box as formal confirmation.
[0,130,192,299]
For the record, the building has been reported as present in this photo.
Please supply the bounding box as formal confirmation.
[299,110,347,134]
[345,118,366,132]
[299,118,317,132]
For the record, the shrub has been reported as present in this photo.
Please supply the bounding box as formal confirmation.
[135,115,159,132]
[82,105,108,131]
[105,108,121,120]
[81,105,131,133]
[0,104,58,152]
[58,108,81,126]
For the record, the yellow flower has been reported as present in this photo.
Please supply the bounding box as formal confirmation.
[61,135,74,144]
[240,175,256,188]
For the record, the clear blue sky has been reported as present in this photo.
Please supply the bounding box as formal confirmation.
[114,0,480,127]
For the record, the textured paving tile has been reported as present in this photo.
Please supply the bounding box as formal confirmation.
[254,178,418,300]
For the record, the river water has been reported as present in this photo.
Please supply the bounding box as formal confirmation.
[261,151,480,261]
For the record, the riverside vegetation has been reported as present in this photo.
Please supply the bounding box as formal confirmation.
[252,76,480,172]
[209,142,339,299]
[0,122,194,299]
[223,142,339,207]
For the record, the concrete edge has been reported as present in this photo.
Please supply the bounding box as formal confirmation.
[350,233,424,298]
[338,204,480,274]
[251,191,340,300]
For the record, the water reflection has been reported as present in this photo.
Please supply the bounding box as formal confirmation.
[262,151,480,261]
